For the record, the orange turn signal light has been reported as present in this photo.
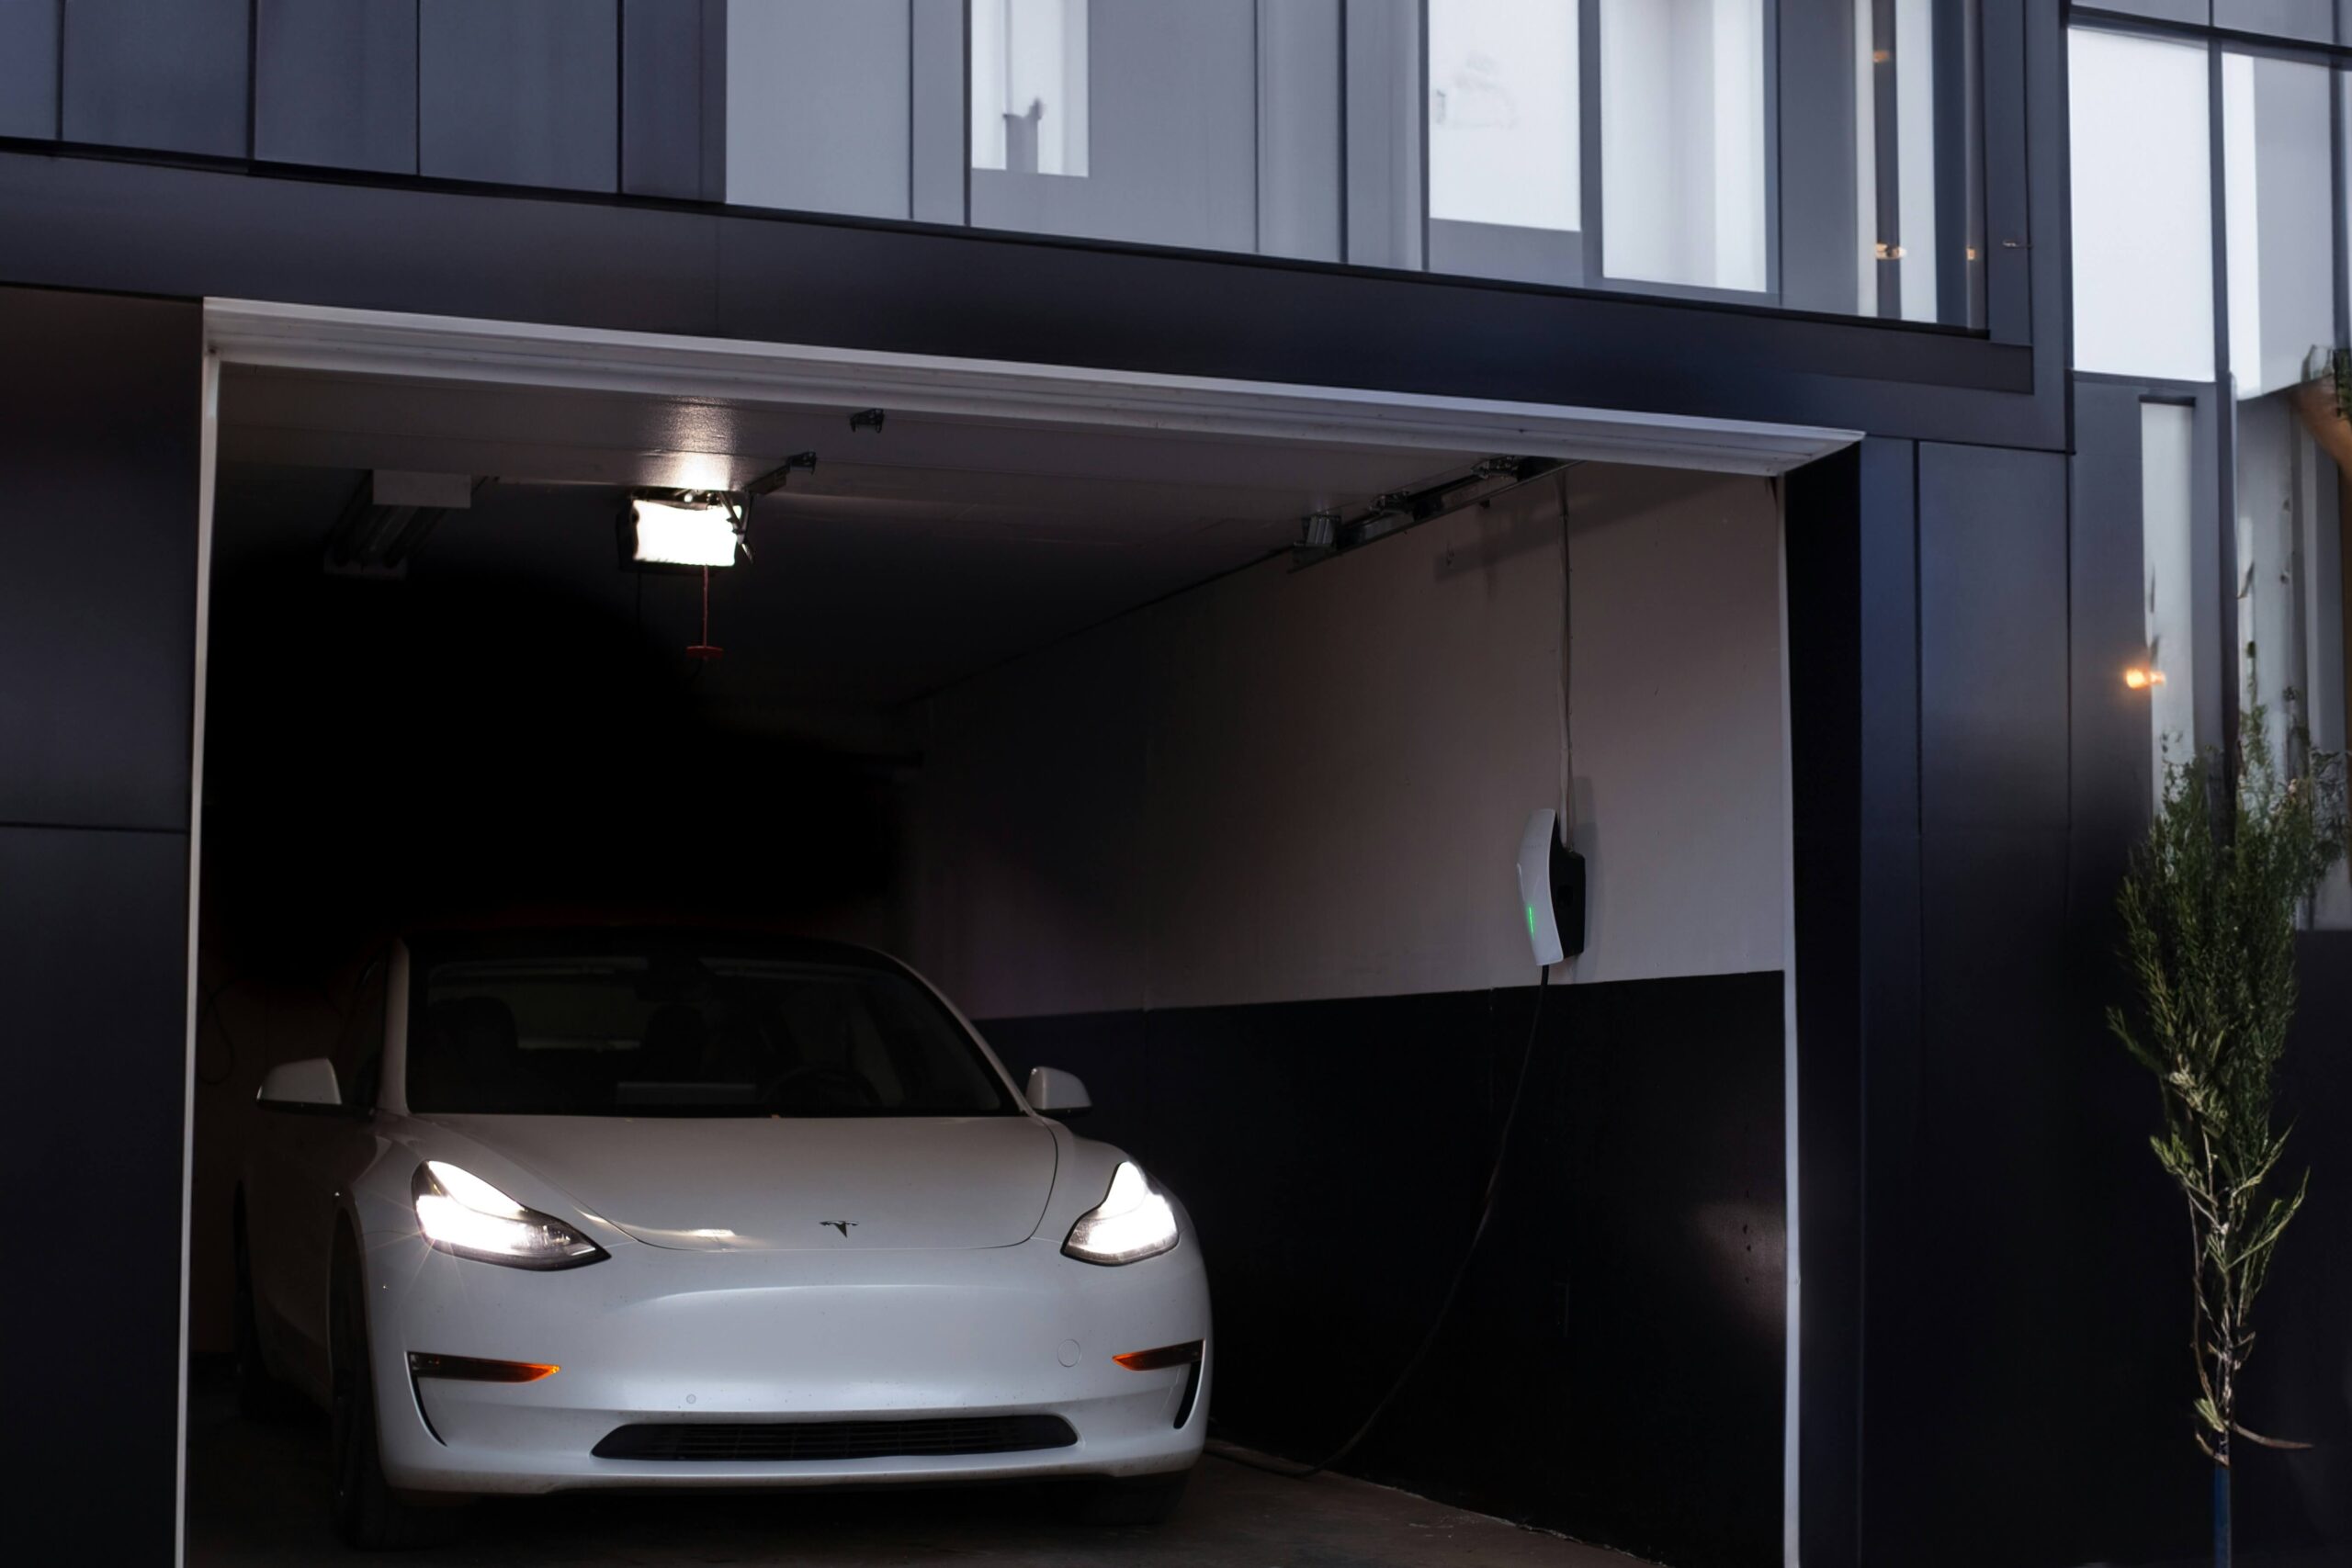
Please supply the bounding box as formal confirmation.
[407,1351,560,1383]
[1113,1340,1204,1372]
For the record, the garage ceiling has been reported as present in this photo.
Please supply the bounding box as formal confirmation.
[213,366,1487,725]
[207,301,1853,737]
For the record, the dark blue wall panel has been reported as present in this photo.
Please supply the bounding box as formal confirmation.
[61,0,246,156]
[254,0,418,175]
[2069,384,2157,922]
[1906,443,2098,1568]
[1850,440,1921,1566]
[0,145,2062,451]
[1872,437,2235,1568]
[418,0,616,192]
[1917,443,2069,831]
[0,288,199,831]
[2241,931,2352,1550]
[0,285,198,1565]
[0,0,59,139]
[620,0,715,199]
[0,825,191,1562]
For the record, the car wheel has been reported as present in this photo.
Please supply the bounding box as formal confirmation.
[1079,1467,1193,1526]
[330,1257,461,1550]
[232,1216,297,1421]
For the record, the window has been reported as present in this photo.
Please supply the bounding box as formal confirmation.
[971,0,1089,176]
[1599,0,1769,294]
[1428,0,1579,233]
[2069,28,2214,382]
[2222,52,2332,400]
[2140,400,2201,780]
[714,0,1998,323]
[967,0,1257,254]
[2070,21,2352,923]
[1854,0,1965,323]
[410,940,1017,1118]
[2220,50,2340,923]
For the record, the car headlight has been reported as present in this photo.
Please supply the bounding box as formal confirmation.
[412,1160,607,1269]
[1062,1161,1180,1265]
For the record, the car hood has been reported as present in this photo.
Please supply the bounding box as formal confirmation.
[425,1114,1059,1252]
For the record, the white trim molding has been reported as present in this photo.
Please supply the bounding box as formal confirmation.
[204,299,1859,478]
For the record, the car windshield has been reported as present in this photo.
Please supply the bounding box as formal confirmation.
[407,943,1014,1118]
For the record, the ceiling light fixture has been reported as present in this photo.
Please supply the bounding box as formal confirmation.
[616,453,817,663]
[627,494,742,569]
[616,454,815,574]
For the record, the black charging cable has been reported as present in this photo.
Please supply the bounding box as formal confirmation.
[1209,964,1553,1480]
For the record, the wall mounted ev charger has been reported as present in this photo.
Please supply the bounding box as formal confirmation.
[1517,808,1588,966]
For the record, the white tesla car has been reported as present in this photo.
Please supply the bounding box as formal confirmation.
[236,929,1210,1548]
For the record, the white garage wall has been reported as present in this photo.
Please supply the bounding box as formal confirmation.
[910,464,1788,1017]
[1564,463,1789,984]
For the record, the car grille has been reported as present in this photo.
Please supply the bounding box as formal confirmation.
[591,1415,1080,1463]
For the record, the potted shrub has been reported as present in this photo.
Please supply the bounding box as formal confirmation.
[2109,688,2346,1567]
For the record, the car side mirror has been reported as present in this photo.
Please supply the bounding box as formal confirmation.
[256,1057,343,1111]
[1024,1066,1091,1119]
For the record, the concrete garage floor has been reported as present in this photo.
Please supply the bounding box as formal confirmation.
[186,1360,1645,1568]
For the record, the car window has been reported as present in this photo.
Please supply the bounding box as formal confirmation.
[348,1052,381,1112]
[406,951,1012,1118]
[329,950,390,1109]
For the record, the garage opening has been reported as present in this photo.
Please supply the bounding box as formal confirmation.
[184,304,1849,1568]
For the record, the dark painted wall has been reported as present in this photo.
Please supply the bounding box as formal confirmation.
[982,971,1788,1568]
[0,0,59,140]
[253,0,418,175]
[0,286,201,1562]
[2245,931,2352,1548]
[417,0,617,191]
[62,0,249,157]
[1783,444,1869,1568]
[1786,429,2352,1568]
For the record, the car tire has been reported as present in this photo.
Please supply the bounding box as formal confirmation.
[330,1257,462,1550]
[232,1217,298,1422]
[1079,1467,1193,1526]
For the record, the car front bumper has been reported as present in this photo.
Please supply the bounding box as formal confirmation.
[361,1229,1211,1495]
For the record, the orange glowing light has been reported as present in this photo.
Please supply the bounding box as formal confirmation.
[1113,1341,1205,1372]
[2124,668,2165,690]
[407,1352,560,1382]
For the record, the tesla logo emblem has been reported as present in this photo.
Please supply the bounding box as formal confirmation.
[820,1221,857,1237]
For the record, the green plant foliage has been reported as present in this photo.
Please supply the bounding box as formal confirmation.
[2109,690,2346,1465]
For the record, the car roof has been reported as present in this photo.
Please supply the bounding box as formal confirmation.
[402,926,912,976]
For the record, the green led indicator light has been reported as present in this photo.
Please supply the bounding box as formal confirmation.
[1526,905,1538,937]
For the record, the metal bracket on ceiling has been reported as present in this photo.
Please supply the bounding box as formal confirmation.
[741,450,818,503]
[1289,457,1572,571]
